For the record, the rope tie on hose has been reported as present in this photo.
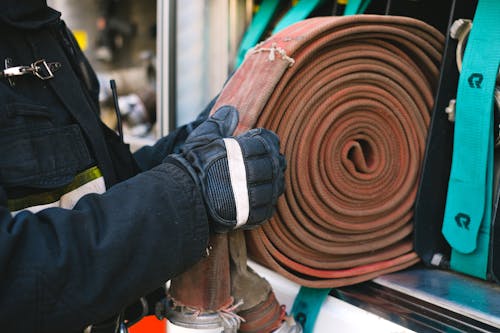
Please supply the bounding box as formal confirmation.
[168,295,246,328]
[251,42,296,66]
[212,15,444,288]
[217,297,246,328]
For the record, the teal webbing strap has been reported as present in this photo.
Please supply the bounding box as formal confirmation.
[291,287,330,333]
[343,0,371,15]
[442,0,500,279]
[235,0,283,68]
[271,0,324,35]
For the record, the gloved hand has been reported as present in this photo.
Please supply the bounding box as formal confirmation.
[165,105,286,233]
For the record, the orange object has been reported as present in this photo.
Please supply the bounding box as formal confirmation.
[129,317,165,333]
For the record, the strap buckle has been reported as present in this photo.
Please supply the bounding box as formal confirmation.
[2,65,32,77]
[31,59,59,80]
[2,58,61,82]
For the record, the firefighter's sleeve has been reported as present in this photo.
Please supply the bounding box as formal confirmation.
[133,97,213,171]
[0,162,209,332]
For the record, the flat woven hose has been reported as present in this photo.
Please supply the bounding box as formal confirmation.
[213,15,444,288]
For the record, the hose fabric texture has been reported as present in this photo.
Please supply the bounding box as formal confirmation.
[213,15,444,288]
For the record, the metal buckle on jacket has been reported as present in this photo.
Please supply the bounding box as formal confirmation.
[31,59,61,80]
[1,58,61,83]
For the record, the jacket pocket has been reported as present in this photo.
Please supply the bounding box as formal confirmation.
[0,123,94,189]
[0,103,53,129]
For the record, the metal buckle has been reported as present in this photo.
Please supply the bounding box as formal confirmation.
[31,59,56,80]
[2,58,60,83]
[2,64,33,77]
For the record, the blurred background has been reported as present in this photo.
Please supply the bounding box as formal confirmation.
[47,0,254,150]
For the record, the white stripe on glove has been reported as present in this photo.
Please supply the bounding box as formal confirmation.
[223,138,249,228]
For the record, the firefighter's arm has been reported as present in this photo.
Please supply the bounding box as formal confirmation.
[133,96,214,171]
[0,163,208,332]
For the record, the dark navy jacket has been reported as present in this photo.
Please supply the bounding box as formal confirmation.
[0,1,209,332]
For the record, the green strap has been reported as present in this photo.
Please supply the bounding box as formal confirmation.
[343,0,371,15]
[271,0,324,35]
[235,0,283,68]
[291,287,330,333]
[442,0,500,279]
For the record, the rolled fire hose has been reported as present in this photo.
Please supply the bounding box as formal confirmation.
[213,15,444,289]
[168,14,444,332]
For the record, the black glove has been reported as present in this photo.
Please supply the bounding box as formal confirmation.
[165,105,286,233]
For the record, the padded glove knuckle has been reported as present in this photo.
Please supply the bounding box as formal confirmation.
[249,183,274,207]
[245,158,273,183]
[166,107,286,233]
[183,105,239,150]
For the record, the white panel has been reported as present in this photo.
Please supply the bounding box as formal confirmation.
[248,261,416,333]
[176,1,207,126]
[156,0,170,137]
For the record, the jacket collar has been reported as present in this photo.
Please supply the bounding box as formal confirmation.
[0,0,61,29]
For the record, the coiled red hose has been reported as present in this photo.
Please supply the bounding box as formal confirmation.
[213,15,444,288]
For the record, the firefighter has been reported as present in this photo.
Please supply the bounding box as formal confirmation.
[0,0,286,332]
